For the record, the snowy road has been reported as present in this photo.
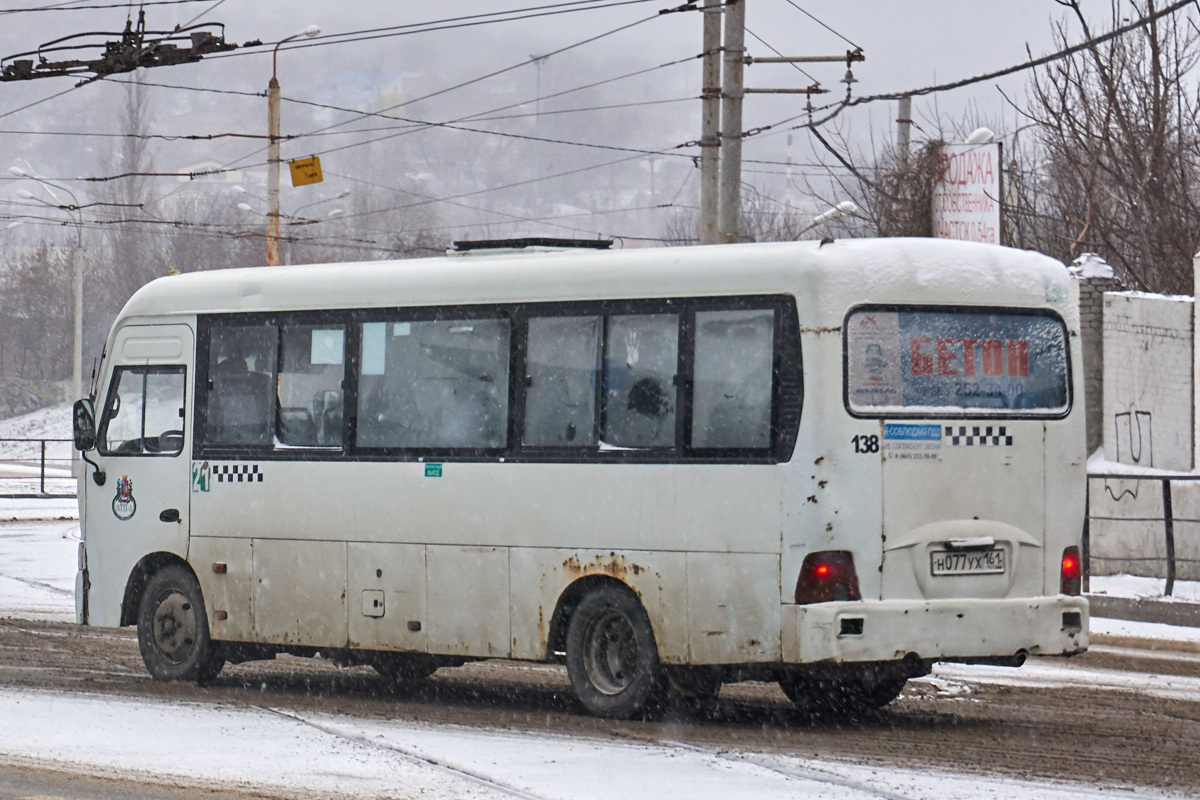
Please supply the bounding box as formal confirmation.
[2,509,1200,799]
[1,682,1184,800]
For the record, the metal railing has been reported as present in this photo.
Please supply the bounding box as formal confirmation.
[0,437,75,498]
[1085,472,1200,596]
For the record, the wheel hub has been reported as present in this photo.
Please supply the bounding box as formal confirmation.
[582,609,637,695]
[152,589,197,665]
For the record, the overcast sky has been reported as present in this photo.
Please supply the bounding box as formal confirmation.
[0,1,1097,244]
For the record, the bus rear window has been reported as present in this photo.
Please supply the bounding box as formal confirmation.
[845,307,1069,416]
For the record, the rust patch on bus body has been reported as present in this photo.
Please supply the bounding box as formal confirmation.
[561,553,649,594]
[563,553,641,579]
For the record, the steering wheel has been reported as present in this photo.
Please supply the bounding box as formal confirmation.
[157,430,184,453]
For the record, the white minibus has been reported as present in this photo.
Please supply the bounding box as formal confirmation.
[71,237,1088,718]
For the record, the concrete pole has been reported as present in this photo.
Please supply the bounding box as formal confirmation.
[72,223,82,402]
[266,75,281,267]
[717,0,745,244]
[784,133,793,221]
[698,0,722,245]
[1193,251,1199,470]
[896,96,912,159]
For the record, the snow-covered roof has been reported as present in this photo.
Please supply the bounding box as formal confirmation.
[115,238,1073,331]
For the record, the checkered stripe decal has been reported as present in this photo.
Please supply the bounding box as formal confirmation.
[214,464,263,483]
[945,426,1013,446]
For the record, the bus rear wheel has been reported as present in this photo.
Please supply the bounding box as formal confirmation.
[137,565,225,685]
[778,672,906,715]
[565,585,663,719]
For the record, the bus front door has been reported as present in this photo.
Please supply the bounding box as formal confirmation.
[84,324,195,628]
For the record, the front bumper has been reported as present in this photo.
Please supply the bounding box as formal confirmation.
[781,596,1088,664]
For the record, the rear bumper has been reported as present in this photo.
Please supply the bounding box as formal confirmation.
[781,596,1088,664]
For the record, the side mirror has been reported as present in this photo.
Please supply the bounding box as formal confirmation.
[73,399,106,486]
[72,399,96,452]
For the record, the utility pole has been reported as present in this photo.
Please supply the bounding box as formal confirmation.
[266,25,320,267]
[531,54,549,217]
[896,96,912,159]
[716,0,746,244]
[696,0,863,246]
[266,72,281,267]
[697,0,722,245]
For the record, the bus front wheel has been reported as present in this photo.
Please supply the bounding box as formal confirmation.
[137,565,225,685]
[565,585,664,719]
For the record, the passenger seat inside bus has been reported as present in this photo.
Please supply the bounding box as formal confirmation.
[208,372,273,445]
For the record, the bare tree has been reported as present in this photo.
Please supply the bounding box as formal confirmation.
[0,244,72,381]
[1020,0,1200,292]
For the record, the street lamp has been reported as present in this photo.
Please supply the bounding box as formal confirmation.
[9,165,85,402]
[267,24,320,267]
[793,200,859,240]
[292,188,348,220]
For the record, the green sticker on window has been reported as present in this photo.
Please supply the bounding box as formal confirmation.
[425,463,442,478]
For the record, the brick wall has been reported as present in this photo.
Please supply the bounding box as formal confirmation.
[1077,276,1121,453]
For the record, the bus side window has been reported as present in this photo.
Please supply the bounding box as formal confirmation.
[98,367,186,456]
[277,325,345,447]
[602,314,679,448]
[524,316,601,446]
[691,309,775,449]
[356,318,511,450]
[205,325,277,447]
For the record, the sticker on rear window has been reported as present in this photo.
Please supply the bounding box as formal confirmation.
[846,308,1068,416]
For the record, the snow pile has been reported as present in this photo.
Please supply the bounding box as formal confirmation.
[1068,252,1114,278]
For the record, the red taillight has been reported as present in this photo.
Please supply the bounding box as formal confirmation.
[1061,546,1082,595]
[796,550,862,604]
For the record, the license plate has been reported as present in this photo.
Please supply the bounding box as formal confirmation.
[930,548,1006,576]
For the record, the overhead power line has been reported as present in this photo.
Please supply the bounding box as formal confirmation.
[208,10,674,179]
[781,0,860,49]
[203,0,669,63]
[0,10,255,85]
[0,0,211,14]
[740,0,1198,142]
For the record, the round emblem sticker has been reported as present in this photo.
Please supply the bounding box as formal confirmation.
[112,475,136,521]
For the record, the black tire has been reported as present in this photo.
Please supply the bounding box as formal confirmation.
[664,666,723,716]
[137,565,225,684]
[778,672,905,715]
[565,585,664,719]
[372,653,439,683]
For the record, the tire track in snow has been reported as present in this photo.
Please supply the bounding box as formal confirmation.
[257,705,555,800]
[657,738,920,800]
[266,704,922,800]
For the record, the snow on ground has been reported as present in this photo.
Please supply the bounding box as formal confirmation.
[0,686,1189,800]
[0,404,76,494]
[1091,574,1200,604]
[0,403,71,440]
[0,517,78,623]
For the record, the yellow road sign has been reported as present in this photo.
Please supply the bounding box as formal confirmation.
[289,156,323,187]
